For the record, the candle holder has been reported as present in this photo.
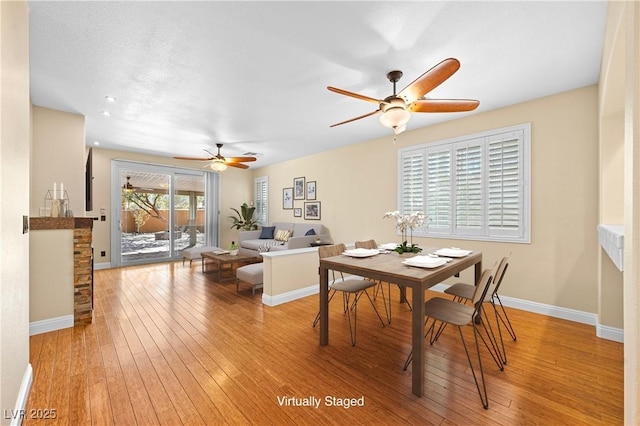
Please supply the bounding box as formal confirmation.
[44,190,70,217]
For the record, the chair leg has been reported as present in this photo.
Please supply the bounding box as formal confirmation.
[494,294,517,341]
[363,289,386,328]
[313,289,336,327]
[345,293,357,346]
[475,307,505,371]
[403,317,434,370]
[459,324,489,409]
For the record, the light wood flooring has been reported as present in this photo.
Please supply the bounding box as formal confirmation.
[24,262,623,425]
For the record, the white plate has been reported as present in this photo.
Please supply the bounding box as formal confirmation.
[402,256,448,268]
[433,248,472,258]
[379,243,399,250]
[342,248,379,258]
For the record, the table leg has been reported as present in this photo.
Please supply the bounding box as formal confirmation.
[411,286,425,397]
[320,266,329,346]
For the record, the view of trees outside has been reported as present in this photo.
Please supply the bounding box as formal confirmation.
[121,189,205,262]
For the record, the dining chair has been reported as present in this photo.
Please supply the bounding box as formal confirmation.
[354,239,412,324]
[314,243,386,346]
[403,268,495,409]
[444,255,515,364]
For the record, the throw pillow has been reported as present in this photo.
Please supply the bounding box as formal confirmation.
[274,229,292,242]
[259,226,276,239]
[258,241,285,253]
[305,229,316,236]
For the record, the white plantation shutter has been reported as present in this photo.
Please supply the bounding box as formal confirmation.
[426,147,452,234]
[398,123,530,243]
[400,149,425,215]
[254,176,268,226]
[487,131,523,238]
[455,141,483,234]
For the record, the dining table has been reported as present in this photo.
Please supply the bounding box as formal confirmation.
[318,246,482,397]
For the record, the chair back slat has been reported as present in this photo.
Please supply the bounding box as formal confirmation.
[355,239,377,249]
[472,268,494,307]
[318,243,346,259]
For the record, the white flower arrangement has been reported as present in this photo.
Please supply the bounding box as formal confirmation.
[383,211,427,253]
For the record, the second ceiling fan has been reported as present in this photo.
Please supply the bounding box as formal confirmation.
[328,58,479,135]
[174,143,256,171]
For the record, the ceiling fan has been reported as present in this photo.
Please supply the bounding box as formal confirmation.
[174,143,256,171]
[328,58,479,135]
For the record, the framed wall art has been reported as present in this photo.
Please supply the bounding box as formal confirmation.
[283,187,293,209]
[306,180,316,200]
[293,208,302,218]
[294,177,305,200]
[304,201,321,220]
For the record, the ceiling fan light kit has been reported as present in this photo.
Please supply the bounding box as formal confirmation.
[328,58,479,136]
[209,159,228,172]
[173,143,256,171]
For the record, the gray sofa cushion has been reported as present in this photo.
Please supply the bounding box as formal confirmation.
[293,223,323,237]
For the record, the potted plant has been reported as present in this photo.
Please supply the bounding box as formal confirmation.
[229,203,258,231]
[229,241,239,256]
[383,211,427,254]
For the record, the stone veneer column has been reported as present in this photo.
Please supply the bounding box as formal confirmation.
[74,227,93,325]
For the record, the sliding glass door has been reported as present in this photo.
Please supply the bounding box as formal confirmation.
[112,161,218,267]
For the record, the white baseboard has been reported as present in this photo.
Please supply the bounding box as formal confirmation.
[431,283,623,343]
[29,315,74,336]
[8,363,32,426]
[262,285,319,307]
[94,262,111,270]
[260,281,623,342]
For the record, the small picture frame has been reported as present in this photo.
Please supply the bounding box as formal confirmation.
[293,208,302,218]
[304,201,321,220]
[306,181,316,200]
[283,187,293,209]
[294,177,305,200]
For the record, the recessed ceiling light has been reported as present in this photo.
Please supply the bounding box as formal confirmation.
[105,96,116,103]
[93,141,100,146]
[101,110,111,116]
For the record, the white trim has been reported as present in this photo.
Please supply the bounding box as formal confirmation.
[262,285,318,306]
[94,262,112,270]
[430,283,622,342]
[29,315,74,336]
[9,363,33,426]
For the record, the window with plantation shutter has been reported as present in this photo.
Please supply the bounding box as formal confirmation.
[455,140,483,235]
[254,176,268,226]
[426,147,452,234]
[398,123,530,243]
[400,149,425,216]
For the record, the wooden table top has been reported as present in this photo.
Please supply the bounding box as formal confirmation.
[201,251,261,262]
[320,247,482,289]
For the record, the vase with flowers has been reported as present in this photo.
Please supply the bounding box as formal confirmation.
[383,210,427,254]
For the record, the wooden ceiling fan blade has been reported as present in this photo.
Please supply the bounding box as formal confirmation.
[330,109,381,127]
[226,156,256,163]
[327,86,385,104]
[408,99,479,113]
[173,156,214,161]
[398,58,461,104]
[227,162,249,169]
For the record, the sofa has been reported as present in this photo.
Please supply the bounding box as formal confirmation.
[238,222,331,255]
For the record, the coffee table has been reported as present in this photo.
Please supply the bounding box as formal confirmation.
[201,251,262,283]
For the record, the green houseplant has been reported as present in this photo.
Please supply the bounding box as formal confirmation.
[229,203,258,231]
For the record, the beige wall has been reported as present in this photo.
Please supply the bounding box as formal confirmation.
[255,85,600,314]
[29,230,74,322]
[31,106,85,217]
[598,0,626,331]
[0,0,31,421]
[89,148,253,262]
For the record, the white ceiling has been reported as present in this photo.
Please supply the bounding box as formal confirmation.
[28,1,607,169]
